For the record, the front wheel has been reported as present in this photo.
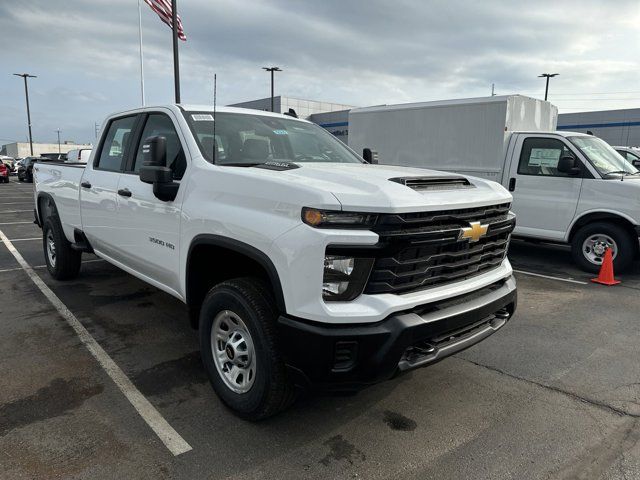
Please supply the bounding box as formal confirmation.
[199,278,296,420]
[571,222,636,273]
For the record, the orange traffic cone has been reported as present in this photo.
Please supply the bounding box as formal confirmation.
[591,248,620,286]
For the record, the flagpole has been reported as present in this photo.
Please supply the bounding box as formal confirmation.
[171,0,181,103]
[138,0,145,106]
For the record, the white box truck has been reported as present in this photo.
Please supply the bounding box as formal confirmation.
[349,95,640,273]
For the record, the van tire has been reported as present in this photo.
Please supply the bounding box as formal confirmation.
[199,277,296,420]
[571,222,635,273]
[43,217,82,280]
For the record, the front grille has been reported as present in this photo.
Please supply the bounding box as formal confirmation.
[364,203,514,295]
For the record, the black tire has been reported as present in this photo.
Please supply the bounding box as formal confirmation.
[42,217,82,280]
[571,222,636,273]
[199,278,296,420]
[18,177,23,182]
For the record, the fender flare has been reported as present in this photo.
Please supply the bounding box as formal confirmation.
[186,234,287,313]
[566,209,639,242]
[35,192,57,227]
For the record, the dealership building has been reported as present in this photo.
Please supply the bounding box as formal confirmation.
[0,141,92,158]
[557,108,640,147]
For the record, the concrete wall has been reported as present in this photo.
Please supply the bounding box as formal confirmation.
[1,142,92,159]
[558,108,640,147]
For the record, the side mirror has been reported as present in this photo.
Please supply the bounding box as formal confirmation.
[557,155,581,175]
[632,159,640,168]
[139,136,179,201]
[362,148,379,164]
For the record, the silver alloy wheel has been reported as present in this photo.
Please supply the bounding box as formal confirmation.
[211,310,256,394]
[582,234,617,265]
[46,230,57,267]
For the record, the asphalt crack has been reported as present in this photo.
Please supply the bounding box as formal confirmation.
[457,357,640,419]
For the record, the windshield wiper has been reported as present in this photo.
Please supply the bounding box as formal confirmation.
[604,170,632,176]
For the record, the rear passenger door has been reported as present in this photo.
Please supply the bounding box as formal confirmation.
[115,111,187,294]
[81,114,139,260]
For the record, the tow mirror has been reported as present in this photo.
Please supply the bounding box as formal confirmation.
[363,148,379,164]
[557,155,581,175]
[139,136,179,201]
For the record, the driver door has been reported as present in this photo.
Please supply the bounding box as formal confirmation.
[507,135,583,240]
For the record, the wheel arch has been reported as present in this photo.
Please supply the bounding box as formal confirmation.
[36,192,58,227]
[567,210,639,243]
[185,234,286,329]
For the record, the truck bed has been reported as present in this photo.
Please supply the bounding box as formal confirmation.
[34,161,86,240]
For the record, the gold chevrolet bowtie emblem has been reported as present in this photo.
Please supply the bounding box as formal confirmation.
[460,221,489,242]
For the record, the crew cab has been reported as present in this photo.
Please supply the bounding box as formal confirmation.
[34,105,517,419]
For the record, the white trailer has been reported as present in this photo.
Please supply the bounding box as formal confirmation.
[349,95,640,273]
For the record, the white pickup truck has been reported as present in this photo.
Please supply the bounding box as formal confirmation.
[34,104,517,419]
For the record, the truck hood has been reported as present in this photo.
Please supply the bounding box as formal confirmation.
[251,162,512,213]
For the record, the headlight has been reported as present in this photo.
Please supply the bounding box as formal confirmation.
[323,255,374,301]
[302,207,377,228]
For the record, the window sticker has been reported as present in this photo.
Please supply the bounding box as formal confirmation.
[192,114,214,121]
[273,129,288,135]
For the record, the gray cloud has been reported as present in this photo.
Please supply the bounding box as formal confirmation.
[1,0,639,145]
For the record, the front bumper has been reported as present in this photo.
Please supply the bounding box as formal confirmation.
[278,275,516,391]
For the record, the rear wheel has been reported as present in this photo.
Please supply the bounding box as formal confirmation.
[43,217,82,280]
[571,222,636,273]
[198,278,296,420]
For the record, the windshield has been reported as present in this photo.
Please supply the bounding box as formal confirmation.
[184,111,362,165]
[569,136,638,176]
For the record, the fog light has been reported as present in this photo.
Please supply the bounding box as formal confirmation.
[323,255,374,301]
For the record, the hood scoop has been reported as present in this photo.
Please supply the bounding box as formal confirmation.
[390,176,474,191]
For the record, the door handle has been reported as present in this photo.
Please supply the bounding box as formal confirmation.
[117,188,132,197]
[508,178,516,192]
[81,181,92,189]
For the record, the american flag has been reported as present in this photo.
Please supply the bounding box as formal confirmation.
[143,0,187,41]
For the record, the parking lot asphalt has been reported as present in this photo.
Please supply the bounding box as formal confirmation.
[0,179,638,479]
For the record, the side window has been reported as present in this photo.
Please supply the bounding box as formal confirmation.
[518,137,575,177]
[96,116,137,171]
[133,114,186,179]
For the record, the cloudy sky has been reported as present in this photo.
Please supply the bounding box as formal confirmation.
[1,0,639,145]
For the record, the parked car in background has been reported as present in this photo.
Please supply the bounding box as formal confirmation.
[0,162,9,183]
[1,156,15,171]
[17,157,43,182]
[613,146,640,168]
[65,148,92,164]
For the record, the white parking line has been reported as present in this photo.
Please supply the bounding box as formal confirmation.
[0,259,106,274]
[0,221,34,225]
[0,230,192,456]
[8,237,40,242]
[0,202,34,205]
[0,210,33,213]
[513,269,588,285]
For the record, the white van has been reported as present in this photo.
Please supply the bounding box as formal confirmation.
[349,95,640,272]
[65,148,92,164]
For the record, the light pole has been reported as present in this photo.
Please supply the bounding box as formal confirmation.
[13,73,37,156]
[538,73,559,101]
[55,129,61,153]
[262,66,282,112]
